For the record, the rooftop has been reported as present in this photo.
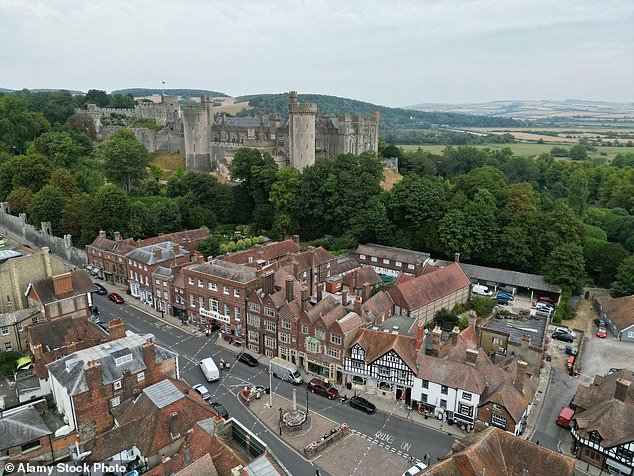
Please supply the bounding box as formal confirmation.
[0,404,52,451]
[374,315,416,336]
[355,243,429,265]
[188,259,257,283]
[126,241,190,265]
[28,269,94,305]
[482,314,547,348]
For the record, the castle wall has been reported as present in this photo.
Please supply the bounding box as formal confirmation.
[288,92,316,170]
[100,126,185,154]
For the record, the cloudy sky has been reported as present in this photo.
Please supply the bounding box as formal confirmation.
[1,0,632,106]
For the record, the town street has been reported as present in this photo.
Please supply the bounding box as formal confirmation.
[93,293,455,476]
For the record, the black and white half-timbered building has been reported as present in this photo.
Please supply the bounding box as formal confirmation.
[344,328,418,402]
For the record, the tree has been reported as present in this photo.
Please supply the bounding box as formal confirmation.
[67,112,97,140]
[12,154,52,192]
[34,132,84,169]
[584,239,629,287]
[349,195,393,244]
[269,167,301,236]
[153,200,182,234]
[0,95,49,154]
[49,169,80,197]
[454,166,508,204]
[28,185,66,235]
[60,193,99,246]
[108,93,134,108]
[388,175,446,230]
[98,129,149,191]
[198,235,223,259]
[567,169,589,217]
[438,209,473,259]
[550,146,569,157]
[0,157,18,200]
[232,148,278,208]
[506,182,537,213]
[468,296,496,317]
[7,187,34,214]
[612,255,634,297]
[92,184,131,234]
[543,243,586,294]
[84,89,109,107]
[569,144,588,161]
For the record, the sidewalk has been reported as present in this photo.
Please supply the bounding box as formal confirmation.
[216,337,464,438]
[524,359,553,440]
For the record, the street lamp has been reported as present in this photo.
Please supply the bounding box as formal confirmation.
[306,386,309,416]
[278,407,283,435]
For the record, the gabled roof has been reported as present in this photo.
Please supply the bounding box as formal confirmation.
[338,312,364,333]
[306,295,340,324]
[224,240,301,265]
[336,256,360,274]
[595,295,634,331]
[137,228,209,252]
[0,307,39,327]
[416,353,487,394]
[573,369,634,410]
[28,269,94,304]
[350,328,418,371]
[342,266,382,288]
[0,405,52,450]
[293,247,336,272]
[125,241,190,266]
[88,235,137,255]
[390,263,470,310]
[188,260,257,283]
[361,291,394,322]
[422,427,574,475]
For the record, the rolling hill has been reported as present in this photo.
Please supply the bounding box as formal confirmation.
[113,88,229,98]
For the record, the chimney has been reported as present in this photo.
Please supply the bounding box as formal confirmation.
[430,327,442,357]
[173,243,181,255]
[354,295,362,315]
[349,276,355,294]
[362,282,371,303]
[316,282,323,302]
[99,230,106,238]
[615,379,631,402]
[262,270,275,296]
[41,247,52,277]
[114,231,122,242]
[183,441,192,466]
[342,290,348,307]
[451,326,460,345]
[465,348,479,366]
[154,247,163,260]
[292,260,300,279]
[108,318,127,341]
[84,360,103,392]
[122,369,134,400]
[142,339,156,373]
[454,252,460,264]
[300,286,308,313]
[292,234,300,245]
[521,334,531,353]
[415,325,425,351]
[170,412,180,439]
[285,276,294,302]
[33,343,43,360]
[515,360,528,394]
[52,273,73,296]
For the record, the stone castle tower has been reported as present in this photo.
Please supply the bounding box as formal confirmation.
[181,93,214,172]
[287,91,317,170]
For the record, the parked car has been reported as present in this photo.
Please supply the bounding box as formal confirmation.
[237,352,258,367]
[93,283,107,295]
[538,296,557,304]
[597,326,607,339]
[536,302,554,311]
[402,462,428,476]
[593,318,606,327]
[211,401,229,419]
[192,383,211,400]
[552,330,574,343]
[554,327,577,339]
[107,292,124,304]
[564,345,578,356]
[496,297,510,305]
[307,378,339,400]
[472,284,493,296]
[349,396,376,414]
[497,285,517,295]
[496,291,515,302]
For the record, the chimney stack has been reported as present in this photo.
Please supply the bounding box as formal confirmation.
[154,247,163,260]
[300,286,308,313]
[515,360,528,395]
[349,276,355,294]
[292,260,300,279]
[342,290,348,307]
[108,318,127,341]
[114,231,122,242]
[362,282,371,303]
[429,327,442,357]
[454,252,460,264]
[84,360,103,392]
[122,368,134,400]
[170,412,180,439]
[52,273,73,296]
[521,334,531,353]
[173,243,181,255]
[465,348,479,365]
[292,234,300,245]
[451,326,460,345]
[354,295,362,316]
[285,276,294,302]
[415,325,425,351]
[99,230,106,239]
[262,270,275,296]
[316,282,323,302]
[615,379,631,402]
[33,343,43,360]
[142,339,156,373]
[41,247,52,277]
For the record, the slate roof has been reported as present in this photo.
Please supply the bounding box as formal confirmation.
[0,307,40,327]
[342,266,382,288]
[350,328,418,371]
[390,263,471,310]
[595,295,634,331]
[28,270,94,304]
[292,247,337,272]
[306,295,340,324]
[422,427,575,476]
[188,260,257,283]
[573,369,634,410]
[46,333,177,395]
[0,405,52,450]
[153,266,173,278]
[137,228,209,253]
[126,241,190,266]
[355,243,429,265]
[88,235,137,255]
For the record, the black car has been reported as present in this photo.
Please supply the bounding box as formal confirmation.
[593,318,606,327]
[349,396,376,414]
[496,297,510,305]
[211,402,229,419]
[237,352,258,367]
[93,283,107,295]
[552,330,574,343]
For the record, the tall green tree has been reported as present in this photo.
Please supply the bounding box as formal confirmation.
[92,184,131,234]
[349,195,393,244]
[60,193,98,246]
[543,243,586,294]
[12,154,52,192]
[0,95,49,154]
[49,169,80,197]
[269,167,300,236]
[97,129,149,191]
[612,255,634,297]
[27,185,67,234]
[567,169,589,217]
[198,235,223,260]
[388,175,446,230]
[7,187,34,214]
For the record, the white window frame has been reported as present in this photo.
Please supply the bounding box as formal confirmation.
[209,282,217,291]
[137,371,145,382]
[113,379,122,390]
[234,289,240,297]
[223,286,229,295]
[383,259,389,264]
[1,326,8,336]
[188,277,194,285]
[111,396,121,408]
[359,254,366,260]
[198,279,203,288]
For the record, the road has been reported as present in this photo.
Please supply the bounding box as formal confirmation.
[93,292,454,476]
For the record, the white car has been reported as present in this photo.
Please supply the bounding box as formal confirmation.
[402,462,427,476]
[192,383,211,400]
[553,327,576,339]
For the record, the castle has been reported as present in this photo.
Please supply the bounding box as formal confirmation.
[78,91,380,174]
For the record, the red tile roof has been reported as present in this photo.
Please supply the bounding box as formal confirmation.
[342,267,382,289]
[224,240,301,265]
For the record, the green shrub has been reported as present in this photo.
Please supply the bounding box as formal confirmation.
[468,296,496,317]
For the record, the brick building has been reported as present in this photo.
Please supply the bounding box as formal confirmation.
[47,331,178,440]
[136,227,210,254]
[85,231,137,285]
[25,270,94,322]
[0,402,54,463]
[353,243,429,278]
[223,237,301,267]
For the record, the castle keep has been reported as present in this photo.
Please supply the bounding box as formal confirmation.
[78,91,380,174]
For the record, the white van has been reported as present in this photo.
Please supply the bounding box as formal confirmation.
[270,357,303,384]
[199,357,220,382]
[472,284,493,296]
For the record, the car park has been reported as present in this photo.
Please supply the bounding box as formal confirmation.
[496,297,510,305]
[93,283,107,295]
[497,285,517,295]
[552,330,574,343]
[107,292,124,304]
[307,378,339,400]
[211,401,229,419]
[597,326,607,339]
[237,352,258,367]
[349,396,376,414]
[554,327,576,339]
[192,383,211,400]
[402,462,428,476]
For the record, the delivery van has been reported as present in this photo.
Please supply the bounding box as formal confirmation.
[270,357,303,384]
[472,284,493,296]
[557,407,574,427]
[199,357,220,382]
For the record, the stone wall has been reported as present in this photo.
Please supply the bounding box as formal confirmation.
[0,203,86,268]
[100,126,185,154]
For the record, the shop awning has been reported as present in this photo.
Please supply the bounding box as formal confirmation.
[16,355,31,370]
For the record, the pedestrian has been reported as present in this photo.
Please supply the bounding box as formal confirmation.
[536,440,540,446]
[315,470,321,476]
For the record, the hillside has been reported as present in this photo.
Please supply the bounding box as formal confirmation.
[114,88,229,98]
[234,93,520,130]
[0,87,84,94]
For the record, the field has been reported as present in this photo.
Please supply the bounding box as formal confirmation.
[398,143,629,161]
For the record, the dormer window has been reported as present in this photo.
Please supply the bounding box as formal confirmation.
[588,431,602,444]
[114,351,133,366]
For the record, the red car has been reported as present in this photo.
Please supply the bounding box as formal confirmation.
[107,292,125,304]
[597,326,607,339]
[307,378,339,400]
[537,296,557,304]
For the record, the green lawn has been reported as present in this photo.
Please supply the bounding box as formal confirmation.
[398,143,629,161]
